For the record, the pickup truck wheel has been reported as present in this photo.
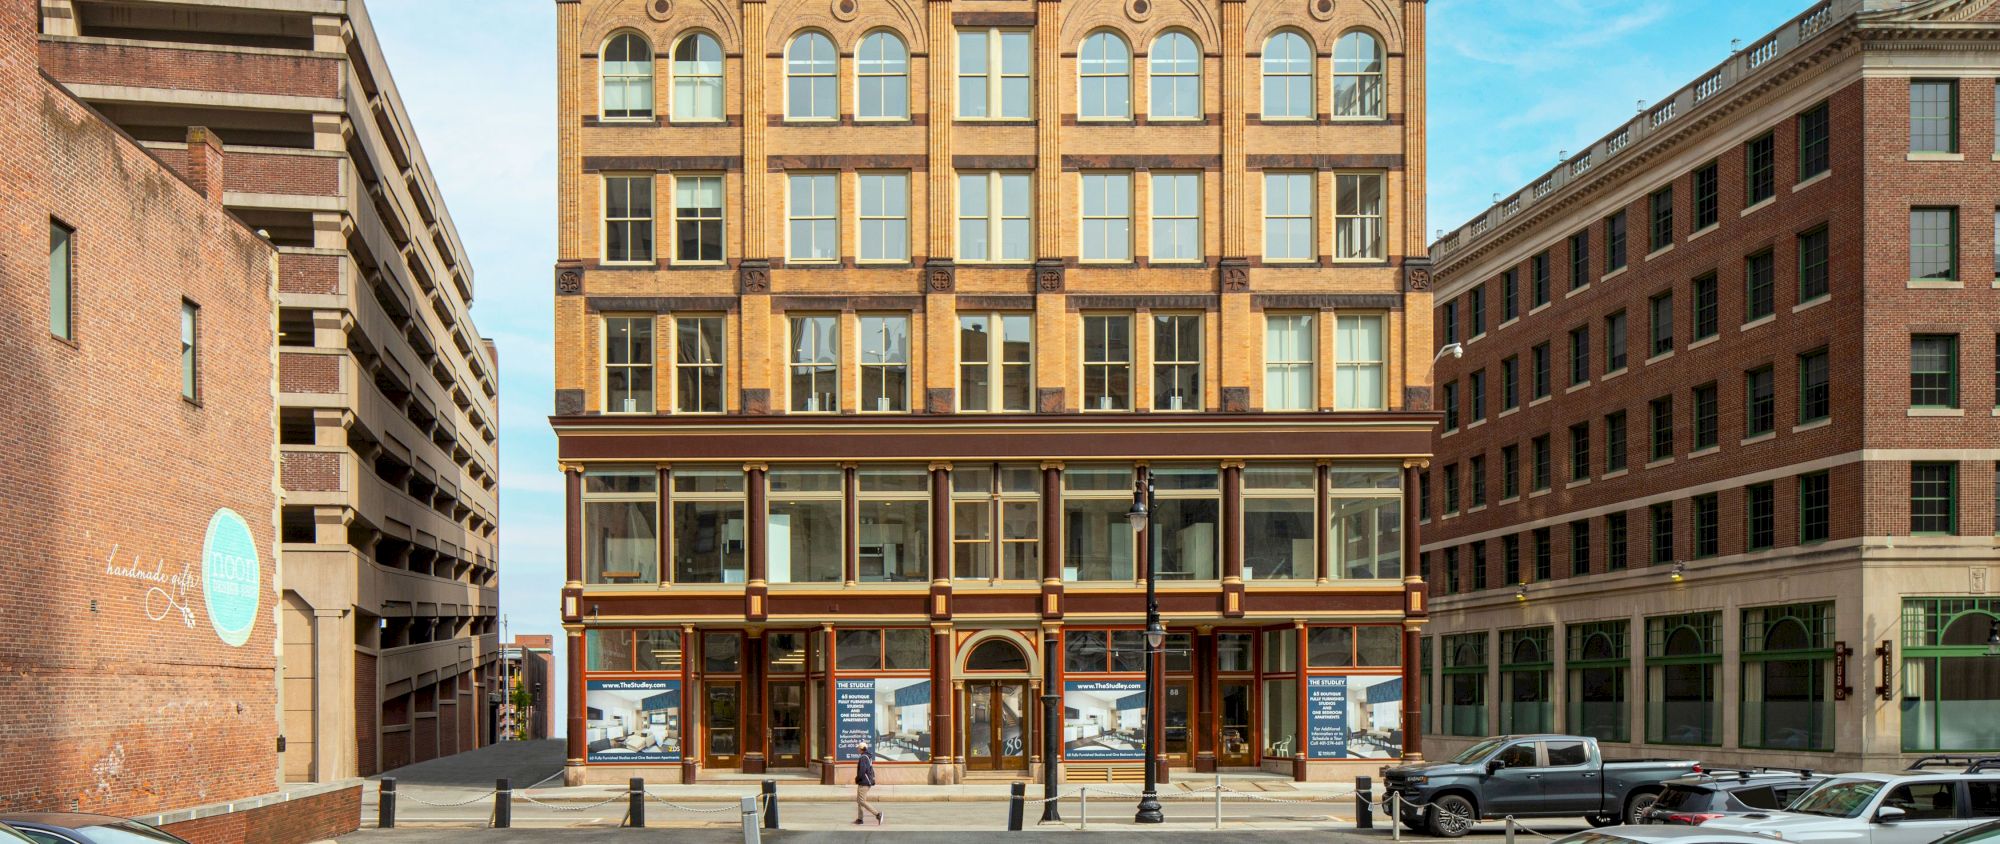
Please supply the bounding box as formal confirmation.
[1585,815,1619,828]
[1427,795,1477,838]
[1625,792,1660,826]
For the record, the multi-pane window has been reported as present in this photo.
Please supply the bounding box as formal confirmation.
[859,314,911,412]
[1442,381,1459,431]
[785,32,837,120]
[673,175,723,263]
[1079,172,1133,261]
[1503,534,1521,583]
[1469,455,1487,508]
[951,465,1040,580]
[1650,396,1674,461]
[1797,225,1829,302]
[604,315,654,413]
[1150,172,1201,261]
[1571,520,1591,575]
[1606,310,1628,372]
[1533,528,1553,581]
[1078,31,1132,119]
[786,173,838,261]
[1442,303,1458,346]
[1649,291,1674,356]
[1502,356,1520,410]
[676,316,724,413]
[1798,471,1830,543]
[1692,383,1718,450]
[1565,234,1587,292]
[1470,370,1487,423]
[1531,343,1551,399]
[1606,410,1627,473]
[1330,465,1403,579]
[1694,494,1720,557]
[602,32,654,119]
[958,313,1033,412]
[669,473,745,585]
[1910,80,1959,154]
[180,300,199,402]
[1651,503,1674,566]
[1148,32,1201,120]
[1532,435,1551,492]
[1332,31,1384,117]
[671,34,724,121]
[958,29,1032,119]
[1082,314,1132,410]
[1692,162,1719,231]
[789,315,839,412]
[1911,462,1958,535]
[1469,287,1486,338]
[857,172,910,262]
[1746,132,1776,205]
[1747,483,1776,551]
[769,467,846,583]
[1503,269,1520,321]
[48,221,72,340]
[856,31,909,119]
[1442,546,1460,593]
[1693,274,1718,340]
[1798,348,1830,424]
[1745,251,1775,321]
[584,469,659,584]
[1911,207,1958,281]
[1746,366,1775,436]
[1264,172,1314,260]
[1607,513,1629,571]
[1501,444,1520,499]
[1470,541,1488,590]
[1534,250,1553,303]
[604,175,654,263]
[856,467,931,581]
[1645,612,1722,745]
[1912,334,1959,408]
[1798,101,1830,180]
[1605,211,1627,272]
[1265,313,1315,411]
[1649,187,1673,252]
[1336,314,1386,410]
[1443,464,1460,514]
[1569,325,1591,386]
[958,172,1031,261]
[1153,313,1202,411]
[1261,31,1314,119]
[1569,422,1590,482]
[1335,173,1385,259]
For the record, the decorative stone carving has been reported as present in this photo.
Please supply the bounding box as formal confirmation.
[1035,265,1064,293]
[1404,265,1432,292]
[925,388,954,414]
[554,389,586,415]
[1404,385,1433,412]
[646,0,673,21]
[1308,0,1337,21]
[741,388,772,415]
[739,265,770,294]
[1125,0,1153,22]
[925,263,955,293]
[1220,387,1250,413]
[831,0,859,20]
[1037,387,1066,414]
[556,268,583,296]
[1221,265,1249,292]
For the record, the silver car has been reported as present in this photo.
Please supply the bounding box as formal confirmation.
[1551,824,1786,844]
[1704,765,2000,844]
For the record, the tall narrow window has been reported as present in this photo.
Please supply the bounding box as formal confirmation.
[1150,172,1202,261]
[1503,269,1520,321]
[1564,236,1585,293]
[952,464,1040,580]
[1911,207,1958,281]
[49,221,72,340]
[786,173,837,262]
[1535,250,1553,303]
[1532,435,1551,492]
[1335,314,1385,410]
[1604,211,1627,272]
[602,33,654,119]
[1607,513,1628,571]
[1797,225,1829,302]
[1797,101,1830,180]
[1503,534,1521,583]
[1799,472,1830,543]
[1502,356,1519,410]
[1469,455,1487,507]
[1470,370,1487,422]
[675,316,724,413]
[789,315,839,412]
[1693,273,1718,340]
[604,315,654,413]
[1911,334,1959,408]
[958,29,1031,118]
[858,172,910,263]
[1080,172,1133,261]
[958,313,1033,412]
[1798,348,1830,424]
[1531,343,1551,399]
[1651,503,1674,566]
[1501,444,1520,499]
[857,31,910,120]
[1694,494,1719,558]
[958,172,1031,262]
[1606,410,1627,473]
[1083,314,1133,411]
[1332,31,1383,117]
[1692,383,1718,450]
[1265,313,1314,411]
[1148,32,1201,120]
[859,314,910,412]
[1910,80,1958,154]
[1745,251,1775,321]
[1911,462,1957,535]
[584,469,660,584]
[1569,422,1590,482]
[1571,520,1591,575]
[1746,366,1775,437]
[604,175,654,263]
[1650,396,1674,461]
[1746,483,1776,551]
[1649,187,1673,252]
[1692,162,1719,230]
[671,33,723,121]
[1154,313,1202,411]
[1078,32,1132,119]
[1335,172,1385,259]
[1746,132,1776,205]
[1261,31,1313,119]
[673,175,723,263]
[785,32,837,120]
[1442,302,1457,346]
[1568,325,1590,386]
[1606,310,1628,372]
[180,300,199,402]
[1264,172,1314,261]
[1533,528,1552,580]
[1443,464,1460,514]
[1649,291,1674,356]
[1442,382,1458,431]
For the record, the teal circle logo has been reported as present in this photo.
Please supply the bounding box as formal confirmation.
[201,509,261,647]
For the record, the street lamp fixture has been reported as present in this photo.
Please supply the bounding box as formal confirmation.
[1669,561,1687,583]
[1514,583,1528,602]
[1128,475,1165,825]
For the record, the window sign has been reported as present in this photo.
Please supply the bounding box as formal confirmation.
[1306,676,1402,758]
[1063,680,1146,760]
[835,678,933,761]
[586,679,681,763]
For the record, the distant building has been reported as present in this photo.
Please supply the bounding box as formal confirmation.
[1420,0,2000,771]
[501,636,555,741]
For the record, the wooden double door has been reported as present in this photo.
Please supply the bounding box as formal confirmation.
[964,681,1028,771]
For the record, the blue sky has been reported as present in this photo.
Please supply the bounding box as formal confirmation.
[363,0,1811,731]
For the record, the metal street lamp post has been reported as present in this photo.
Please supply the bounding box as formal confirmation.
[1127,477,1165,825]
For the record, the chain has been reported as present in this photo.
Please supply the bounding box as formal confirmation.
[642,790,770,814]
[393,789,499,808]
[517,791,632,812]
[1506,817,1564,840]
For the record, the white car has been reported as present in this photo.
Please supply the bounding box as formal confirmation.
[1704,759,2000,844]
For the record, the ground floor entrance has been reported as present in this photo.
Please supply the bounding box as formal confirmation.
[964,681,1028,771]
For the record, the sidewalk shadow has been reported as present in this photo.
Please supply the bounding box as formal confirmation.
[370,739,566,787]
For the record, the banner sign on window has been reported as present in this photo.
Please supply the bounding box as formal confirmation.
[585,679,680,763]
[1308,675,1403,759]
[1063,680,1145,760]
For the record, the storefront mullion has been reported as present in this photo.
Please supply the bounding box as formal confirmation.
[1901,598,2000,752]
[1740,603,1832,752]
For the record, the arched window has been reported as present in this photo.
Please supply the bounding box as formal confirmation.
[671,32,724,121]
[1261,31,1313,120]
[857,31,909,120]
[602,32,654,119]
[786,32,837,120]
[1078,31,1131,119]
[1332,31,1383,118]
[967,639,1029,672]
[1148,31,1201,120]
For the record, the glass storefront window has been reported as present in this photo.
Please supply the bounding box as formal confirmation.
[1218,632,1254,672]
[1165,632,1193,673]
[636,629,683,672]
[1308,627,1354,668]
[704,631,742,673]
[588,629,635,671]
[1359,627,1400,666]
[837,628,930,671]
[1330,465,1401,579]
[838,630,884,670]
[770,466,843,583]
[1246,464,1316,580]
[1151,465,1219,581]
[672,467,745,583]
[1741,603,1832,751]
[1647,612,1721,746]
[1064,465,1134,581]
[585,468,659,584]
[1264,629,1297,673]
[1499,627,1553,734]
[1263,678,1298,758]
[1567,620,1629,743]
[951,464,1040,580]
[1901,598,2000,751]
[858,466,929,582]
[1443,633,1488,737]
[768,632,809,673]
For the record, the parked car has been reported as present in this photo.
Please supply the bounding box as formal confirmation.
[1644,768,1826,825]
[0,814,190,844]
[1930,818,2000,844]
[1381,734,1701,837]
[1703,757,2000,844]
[1548,824,1787,844]
[0,825,39,844]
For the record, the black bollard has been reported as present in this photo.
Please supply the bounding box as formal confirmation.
[1008,782,1026,831]
[629,777,645,828]
[494,778,512,829]
[763,779,779,829]
[1355,775,1374,829]
[379,778,397,829]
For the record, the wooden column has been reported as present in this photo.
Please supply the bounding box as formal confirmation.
[1315,463,1332,581]
[820,624,839,784]
[1193,628,1216,772]
[1039,463,1063,619]
[930,464,952,619]
[747,464,768,621]
[658,466,672,583]
[1221,461,1244,617]
[930,624,954,782]
[564,628,586,784]
[844,465,861,585]
[1293,623,1309,781]
[743,631,767,773]
[681,623,697,783]
[564,467,584,584]
[1402,462,1427,760]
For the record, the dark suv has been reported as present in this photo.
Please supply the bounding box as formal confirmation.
[1644,768,1825,825]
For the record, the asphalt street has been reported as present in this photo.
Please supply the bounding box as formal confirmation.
[338,822,1590,842]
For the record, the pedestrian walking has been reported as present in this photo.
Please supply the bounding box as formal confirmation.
[853,742,883,825]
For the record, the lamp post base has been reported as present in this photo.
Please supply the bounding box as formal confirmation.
[1135,794,1164,824]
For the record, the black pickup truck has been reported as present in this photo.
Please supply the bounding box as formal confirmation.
[1381,735,1700,837]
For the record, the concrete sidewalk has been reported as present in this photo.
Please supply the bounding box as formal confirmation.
[365,773,1359,805]
[370,739,565,787]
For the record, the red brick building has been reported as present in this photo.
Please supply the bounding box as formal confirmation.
[502,635,555,741]
[1420,0,2000,774]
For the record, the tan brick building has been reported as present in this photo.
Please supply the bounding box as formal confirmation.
[553,0,1439,785]
[37,0,503,781]
[1421,0,2000,775]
